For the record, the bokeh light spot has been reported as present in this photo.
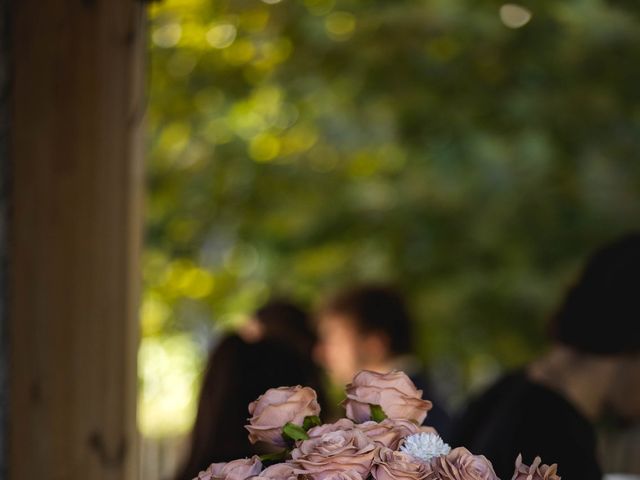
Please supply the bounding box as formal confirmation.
[167,52,197,77]
[224,244,260,276]
[281,124,318,155]
[152,21,182,48]
[325,12,356,41]
[206,23,237,49]
[158,123,190,157]
[223,39,256,65]
[499,4,532,29]
[141,294,170,337]
[138,335,203,437]
[249,133,281,162]
[241,9,270,32]
[304,0,335,16]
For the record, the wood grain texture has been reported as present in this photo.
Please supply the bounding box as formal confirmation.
[9,0,145,478]
[0,0,9,477]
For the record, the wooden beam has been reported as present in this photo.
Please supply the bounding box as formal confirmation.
[0,0,9,477]
[9,0,145,478]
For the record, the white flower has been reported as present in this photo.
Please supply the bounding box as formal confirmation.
[400,432,451,462]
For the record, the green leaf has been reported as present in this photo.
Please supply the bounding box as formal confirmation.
[282,422,310,442]
[259,450,289,462]
[303,415,322,431]
[370,404,387,423]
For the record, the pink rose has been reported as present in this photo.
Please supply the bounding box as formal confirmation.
[307,419,357,438]
[246,386,321,446]
[195,456,262,480]
[511,455,561,480]
[343,371,432,424]
[305,471,364,480]
[430,448,498,480]
[371,447,433,480]
[356,419,421,449]
[291,428,377,480]
[249,462,297,480]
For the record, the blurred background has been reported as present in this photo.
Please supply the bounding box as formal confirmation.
[139,0,640,477]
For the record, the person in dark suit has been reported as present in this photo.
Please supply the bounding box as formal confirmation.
[451,233,640,480]
[314,284,451,438]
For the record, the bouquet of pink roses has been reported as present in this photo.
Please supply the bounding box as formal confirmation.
[193,370,560,480]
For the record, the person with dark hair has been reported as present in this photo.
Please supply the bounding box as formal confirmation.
[239,299,318,357]
[450,232,640,480]
[173,302,326,480]
[314,284,451,438]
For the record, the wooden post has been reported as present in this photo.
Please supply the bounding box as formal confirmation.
[8,0,145,478]
[0,0,9,477]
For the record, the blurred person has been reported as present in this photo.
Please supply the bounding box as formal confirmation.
[450,232,640,480]
[173,306,326,480]
[239,297,329,411]
[239,298,318,357]
[314,284,452,438]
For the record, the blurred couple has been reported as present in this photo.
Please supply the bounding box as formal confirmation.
[173,285,450,480]
[175,232,640,480]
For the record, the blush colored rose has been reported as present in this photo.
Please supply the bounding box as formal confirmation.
[291,428,377,480]
[196,456,263,480]
[356,419,421,449]
[430,447,499,480]
[303,471,364,480]
[511,454,561,480]
[371,447,433,480]
[246,386,321,446]
[307,418,356,438]
[343,371,432,424]
[248,462,297,480]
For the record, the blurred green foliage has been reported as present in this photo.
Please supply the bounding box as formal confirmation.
[141,0,640,436]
